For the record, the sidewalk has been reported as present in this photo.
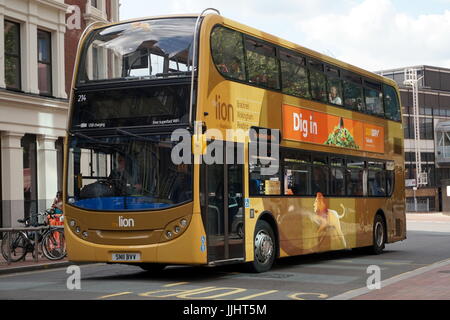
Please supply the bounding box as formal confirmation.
[407,212,450,221]
[353,259,450,300]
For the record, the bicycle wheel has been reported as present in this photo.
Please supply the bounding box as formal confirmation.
[42,229,66,260]
[1,232,28,262]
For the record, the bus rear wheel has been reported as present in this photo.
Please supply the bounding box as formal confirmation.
[246,220,276,273]
[371,214,386,255]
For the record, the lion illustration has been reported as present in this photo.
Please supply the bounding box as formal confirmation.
[312,192,347,248]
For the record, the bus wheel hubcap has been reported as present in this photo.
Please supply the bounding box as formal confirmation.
[375,222,384,247]
[255,230,273,264]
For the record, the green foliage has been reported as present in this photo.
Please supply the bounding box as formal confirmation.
[310,70,327,102]
[246,51,279,88]
[211,27,246,81]
[281,61,310,98]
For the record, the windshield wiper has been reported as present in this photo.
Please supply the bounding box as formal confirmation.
[69,131,120,149]
[70,131,105,144]
[115,128,174,149]
[155,71,192,77]
[115,128,160,143]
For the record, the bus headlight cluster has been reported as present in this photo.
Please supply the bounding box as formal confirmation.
[69,218,87,239]
[164,217,190,240]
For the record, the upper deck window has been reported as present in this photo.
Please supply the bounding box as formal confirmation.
[279,49,310,99]
[364,80,383,116]
[77,18,196,85]
[384,84,401,121]
[308,60,327,102]
[244,38,280,89]
[211,26,246,81]
[343,73,363,111]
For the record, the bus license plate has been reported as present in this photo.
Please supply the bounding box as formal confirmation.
[112,253,141,262]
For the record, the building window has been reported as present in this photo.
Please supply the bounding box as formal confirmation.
[22,134,38,220]
[91,0,99,8]
[4,20,21,90]
[419,118,434,140]
[38,30,52,96]
[403,116,412,139]
[56,137,64,193]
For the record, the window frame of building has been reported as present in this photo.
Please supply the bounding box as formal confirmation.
[22,134,38,220]
[4,19,21,91]
[37,29,52,96]
[419,117,434,140]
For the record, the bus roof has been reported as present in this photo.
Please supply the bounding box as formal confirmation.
[86,12,398,89]
[208,14,398,88]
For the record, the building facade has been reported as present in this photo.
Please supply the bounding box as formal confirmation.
[0,0,119,227]
[378,65,450,212]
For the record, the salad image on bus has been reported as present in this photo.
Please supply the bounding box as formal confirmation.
[324,118,359,150]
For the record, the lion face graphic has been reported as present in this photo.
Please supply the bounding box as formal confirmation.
[313,192,347,248]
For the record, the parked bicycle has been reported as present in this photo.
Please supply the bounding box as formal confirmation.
[1,209,66,262]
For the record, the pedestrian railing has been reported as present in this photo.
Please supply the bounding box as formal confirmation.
[0,226,64,265]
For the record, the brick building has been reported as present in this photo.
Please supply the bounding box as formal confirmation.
[0,0,119,227]
[378,65,450,212]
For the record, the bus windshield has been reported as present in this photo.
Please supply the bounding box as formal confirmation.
[77,18,196,85]
[67,134,192,211]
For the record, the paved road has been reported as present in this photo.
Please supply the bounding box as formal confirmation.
[1,214,449,300]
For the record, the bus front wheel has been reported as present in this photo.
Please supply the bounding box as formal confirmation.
[246,220,276,273]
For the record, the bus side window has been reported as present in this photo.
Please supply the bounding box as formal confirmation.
[384,85,401,121]
[368,162,386,197]
[309,69,327,102]
[283,151,311,196]
[364,88,383,116]
[343,80,364,112]
[328,78,343,106]
[280,50,311,99]
[330,158,345,196]
[249,156,281,196]
[346,160,364,196]
[386,161,395,196]
[211,26,246,81]
[312,156,329,195]
[245,38,280,90]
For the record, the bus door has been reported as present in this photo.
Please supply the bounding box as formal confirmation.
[202,142,245,263]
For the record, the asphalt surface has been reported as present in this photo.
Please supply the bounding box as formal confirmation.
[0,215,449,301]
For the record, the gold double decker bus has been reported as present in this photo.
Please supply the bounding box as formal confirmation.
[64,10,406,272]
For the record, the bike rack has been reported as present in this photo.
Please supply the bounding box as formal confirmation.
[0,226,63,265]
